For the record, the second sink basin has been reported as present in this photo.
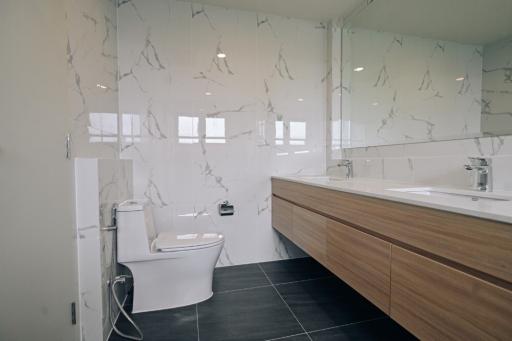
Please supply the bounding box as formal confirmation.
[386,187,512,202]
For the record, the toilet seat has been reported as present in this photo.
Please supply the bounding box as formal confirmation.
[153,232,224,252]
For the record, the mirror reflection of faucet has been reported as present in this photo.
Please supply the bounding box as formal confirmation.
[337,159,353,179]
[464,157,492,192]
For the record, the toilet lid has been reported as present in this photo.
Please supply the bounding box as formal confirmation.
[154,232,224,252]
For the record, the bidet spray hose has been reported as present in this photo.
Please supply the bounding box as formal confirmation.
[109,276,143,340]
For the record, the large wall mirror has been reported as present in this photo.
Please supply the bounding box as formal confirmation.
[341,0,512,148]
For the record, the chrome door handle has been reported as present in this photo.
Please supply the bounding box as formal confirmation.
[65,133,71,159]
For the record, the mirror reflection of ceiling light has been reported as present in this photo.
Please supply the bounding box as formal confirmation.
[455,76,465,81]
[216,52,227,58]
[353,67,365,72]
[205,91,212,96]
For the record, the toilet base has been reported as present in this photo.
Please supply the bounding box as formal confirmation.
[121,243,223,313]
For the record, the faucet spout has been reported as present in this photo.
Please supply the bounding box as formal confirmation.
[338,159,353,179]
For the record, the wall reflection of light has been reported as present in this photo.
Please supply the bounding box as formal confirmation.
[122,113,141,143]
[275,121,284,145]
[205,118,226,144]
[88,112,118,143]
[178,116,199,144]
[289,121,306,145]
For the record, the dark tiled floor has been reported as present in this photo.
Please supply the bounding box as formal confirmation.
[109,257,416,341]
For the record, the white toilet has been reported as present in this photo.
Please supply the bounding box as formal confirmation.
[116,200,224,313]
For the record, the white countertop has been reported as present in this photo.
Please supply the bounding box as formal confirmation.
[272,176,512,224]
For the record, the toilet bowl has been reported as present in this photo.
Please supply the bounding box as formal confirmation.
[116,200,224,313]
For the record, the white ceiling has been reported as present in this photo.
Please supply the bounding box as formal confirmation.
[178,0,365,21]
[350,0,512,45]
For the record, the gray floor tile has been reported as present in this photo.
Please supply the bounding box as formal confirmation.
[197,286,303,341]
[260,257,332,284]
[213,263,270,293]
[309,318,417,341]
[276,277,385,331]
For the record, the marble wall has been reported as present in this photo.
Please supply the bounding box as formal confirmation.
[342,28,483,147]
[75,159,133,341]
[65,0,132,339]
[117,0,330,265]
[331,135,512,192]
[482,37,512,135]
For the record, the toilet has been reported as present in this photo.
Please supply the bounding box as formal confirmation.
[116,200,224,313]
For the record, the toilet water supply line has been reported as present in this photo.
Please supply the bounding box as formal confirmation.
[105,209,144,341]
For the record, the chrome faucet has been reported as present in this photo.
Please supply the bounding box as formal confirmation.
[464,157,492,192]
[338,159,353,179]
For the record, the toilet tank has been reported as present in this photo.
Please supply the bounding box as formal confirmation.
[116,200,156,262]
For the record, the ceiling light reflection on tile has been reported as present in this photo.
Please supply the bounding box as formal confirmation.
[205,91,212,96]
[455,76,465,81]
[297,98,304,102]
[216,52,226,58]
[276,152,289,156]
[294,150,310,154]
[96,83,108,89]
[353,67,365,72]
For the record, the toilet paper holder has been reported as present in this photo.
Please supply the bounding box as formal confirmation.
[218,201,234,216]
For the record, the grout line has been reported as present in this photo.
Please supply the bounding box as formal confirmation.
[213,276,334,296]
[195,304,200,341]
[265,332,309,341]
[307,316,388,335]
[264,316,389,341]
[273,275,333,286]
[258,264,313,341]
[214,284,273,295]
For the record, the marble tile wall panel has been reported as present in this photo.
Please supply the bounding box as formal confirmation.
[342,28,483,147]
[117,0,325,265]
[481,38,512,135]
[98,159,133,340]
[74,159,103,341]
[66,0,120,159]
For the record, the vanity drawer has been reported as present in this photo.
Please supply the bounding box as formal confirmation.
[272,196,293,239]
[292,205,327,263]
[272,178,512,283]
[327,219,391,313]
[391,246,512,340]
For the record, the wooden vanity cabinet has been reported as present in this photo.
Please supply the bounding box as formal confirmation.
[271,178,512,340]
[271,196,293,240]
[327,220,391,313]
[391,246,512,340]
[292,206,327,263]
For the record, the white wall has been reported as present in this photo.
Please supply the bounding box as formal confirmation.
[118,0,329,265]
[0,1,78,340]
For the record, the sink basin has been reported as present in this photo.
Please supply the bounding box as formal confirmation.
[386,187,512,202]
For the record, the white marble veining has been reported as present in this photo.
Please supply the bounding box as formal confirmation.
[273,175,512,224]
[117,0,330,265]
[342,28,483,147]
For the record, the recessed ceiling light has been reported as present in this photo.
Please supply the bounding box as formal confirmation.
[297,98,304,102]
[455,77,465,81]
[216,52,226,58]
[354,67,365,72]
[205,91,212,96]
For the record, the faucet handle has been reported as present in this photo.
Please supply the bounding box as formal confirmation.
[467,157,491,167]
